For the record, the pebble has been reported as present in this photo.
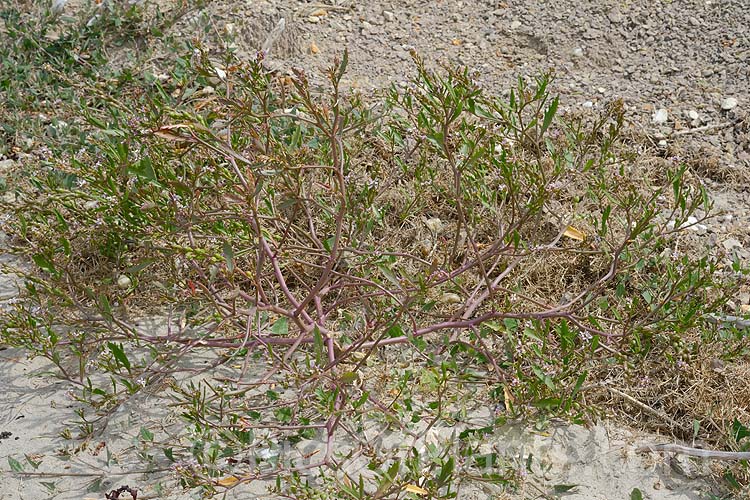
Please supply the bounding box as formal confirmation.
[658,139,668,148]
[383,10,394,22]
[510,20,521,29]
[571,47,584,57]
[440,293,462,304]
[425,218,444,233]
[723,238,743,251]
[652,108,669,124]
[721,97,738,110]
[607,8,623,24]
[582,101,594,108]
[117,275,132,290]
[686,109,699,120]
[667,216,700,231]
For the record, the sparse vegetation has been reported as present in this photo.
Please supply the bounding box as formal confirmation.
[1,1,749,498]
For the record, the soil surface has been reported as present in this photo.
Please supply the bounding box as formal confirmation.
[188,0,749,173]
[1,0,749,499]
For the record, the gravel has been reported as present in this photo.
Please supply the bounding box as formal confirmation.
[165,0,747,180]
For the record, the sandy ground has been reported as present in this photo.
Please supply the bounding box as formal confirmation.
[2,0,749,498]
[0,339,726,499]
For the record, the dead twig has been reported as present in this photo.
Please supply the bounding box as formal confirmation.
[670,121,734,138]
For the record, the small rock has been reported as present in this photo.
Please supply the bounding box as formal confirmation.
[425,218,444,233]
[571,47,584,57]
[607,8,623,23]
[658,139,668,148]
[383,10,394,22]
[510,20,521,29]
[723,238,743,251]
[582,101,594,108]
[310,41,319,54]
[652,108,669,124]
[117,275,132,290]
[307,15,319,23]
[721,97,738,110]
[687,110,699,120]
[440,293,462,304]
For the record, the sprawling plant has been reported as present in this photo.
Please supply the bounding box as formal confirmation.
[1,46,739,496]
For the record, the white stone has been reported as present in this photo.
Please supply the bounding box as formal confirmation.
[652,108,669,124]
[721,97,738,110]
[117,275,132,290]
[723,238,743,251]
[440,293,462,304]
